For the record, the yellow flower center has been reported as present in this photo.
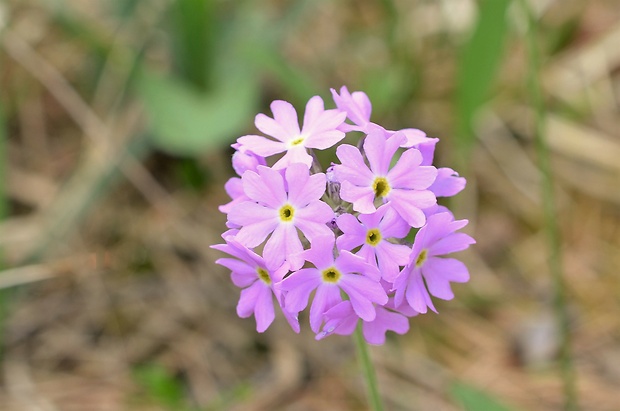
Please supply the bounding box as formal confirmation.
[257,267,271,285]
[279,204,295,222]
[321,267,341,283]
[415,249,428,268]
[289,136,305,147]
[372,177,391,198]
[366,228,382,246]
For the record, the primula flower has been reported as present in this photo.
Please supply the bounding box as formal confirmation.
[236,96,346,169]
[331,86,372,133]
[316,300,411,345]
[228,163,334,270]
[212,239,299,333]
[333,129,438,227]
[214,87,474,345]
[336,205,411,282]
[278,237,388,333]
[393,212,476,314]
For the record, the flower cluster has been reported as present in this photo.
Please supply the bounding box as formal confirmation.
[213,87,475,344]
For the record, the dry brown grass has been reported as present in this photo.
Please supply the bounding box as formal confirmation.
[1,0,619,410]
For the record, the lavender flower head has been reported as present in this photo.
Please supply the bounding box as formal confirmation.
[212,88,475,344]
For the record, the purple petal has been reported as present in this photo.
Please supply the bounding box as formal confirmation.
[232,149,266,176]
[216,258,257,287]
[254,285,276,332]
[377,207,410,238]
[430,232,475,256]
[305,129,346,150]
[258,100,301,140]
[316,301,358,340]
[302,97,347,147]
[425,257,470,283]
[263,224,303,270]
[237,281,263,318]
[278,268,321,313]
[357,205,387,228]
[337,250,381,281]
[335,213,366,251]
[286,166,326,207]
[375,242,411,282]
[242,167,286,208]
[236,134,286,157]
[334,144,374,185]
[302,95,325,129]
[301,237,336,269]
[404,269,436,314]
[219,177,247,214]
[279,298,301,334]
[295,207,334,244]
[340,181,376,214]
[351,91,372,122]
[362,306,409,345]
[429,168,466,197]
[228,202,278,247]
[309,284,342,333]
[416,139,438,166]
[388,151,437,190]
[398,128,427,147]
[331,86,372,128]
[364,130,404,175]
[339,275,388,321]
[271,146,313,169]
[388,189,436,227]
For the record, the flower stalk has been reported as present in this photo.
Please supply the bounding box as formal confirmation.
[354,326,384,411]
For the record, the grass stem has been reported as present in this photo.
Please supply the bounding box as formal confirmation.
[518,1,579,409]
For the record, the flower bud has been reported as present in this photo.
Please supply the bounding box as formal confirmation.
[232,149,266,176]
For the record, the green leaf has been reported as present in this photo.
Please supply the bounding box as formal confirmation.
[136,68,258,156]
[455,0,511,156]
[169,0,216,91]
[451,381,520,411]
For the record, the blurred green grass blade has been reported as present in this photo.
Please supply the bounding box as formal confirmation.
[0,98,9,359]
[0,90,5,228]
[53,10,112,58]
[136,67,259,156]
[133,363,185,410]
[451,381,520,411]
[456,0,511,156]
[112,0,141,18]
[245,43,318,104]
[169,0,215,91]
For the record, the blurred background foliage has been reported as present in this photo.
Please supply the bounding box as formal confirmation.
[0,0,619,410]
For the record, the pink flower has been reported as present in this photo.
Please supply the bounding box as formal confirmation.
[336,206,411,282]
[333,128,438,227]
[278,238,388,333]
[212,239,298,333]
[228,163,334,270]
[393,212,476,314]
[236,96,346,169]
[331,86,372,132]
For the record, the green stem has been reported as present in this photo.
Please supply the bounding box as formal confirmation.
[519,2,579,410]
[353,326,384,411]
